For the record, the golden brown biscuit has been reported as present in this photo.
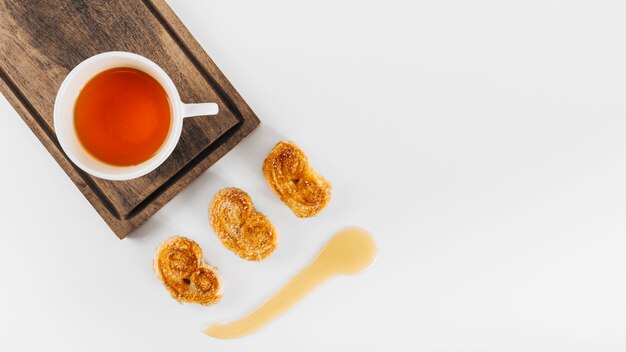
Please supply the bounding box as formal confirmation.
[154,236,222,305]
[209,187,278,261]
[262,141,331,218]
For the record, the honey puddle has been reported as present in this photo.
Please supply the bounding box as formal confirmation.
[203,227,377,339]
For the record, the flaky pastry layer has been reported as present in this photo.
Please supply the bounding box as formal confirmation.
[262,141,331,218]
[210,188,278,261]
[154,236,222,305]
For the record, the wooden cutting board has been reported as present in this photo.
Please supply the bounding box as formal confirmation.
[0,0,260,238]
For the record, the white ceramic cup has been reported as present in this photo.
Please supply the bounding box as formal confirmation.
[54,51,218,181]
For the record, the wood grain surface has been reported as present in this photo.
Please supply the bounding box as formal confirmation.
[0,0,260,238]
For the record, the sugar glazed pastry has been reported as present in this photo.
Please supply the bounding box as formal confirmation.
[209,187,278,261]
[262,141,331,218]
[154,236,222,305]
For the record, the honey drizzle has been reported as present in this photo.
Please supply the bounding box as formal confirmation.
[204,227,377,339]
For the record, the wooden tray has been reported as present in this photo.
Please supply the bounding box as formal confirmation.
[0,0,260,238]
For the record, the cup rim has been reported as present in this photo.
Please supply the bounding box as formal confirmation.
[54,51,184,181]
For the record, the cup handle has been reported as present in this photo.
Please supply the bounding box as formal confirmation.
[182,103,219,118]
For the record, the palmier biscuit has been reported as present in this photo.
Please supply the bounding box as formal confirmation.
[154,236,222,305]
[210,187,278,261]
[262,141,331,217]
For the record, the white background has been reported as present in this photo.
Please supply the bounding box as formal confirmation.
[1,0,626,350]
